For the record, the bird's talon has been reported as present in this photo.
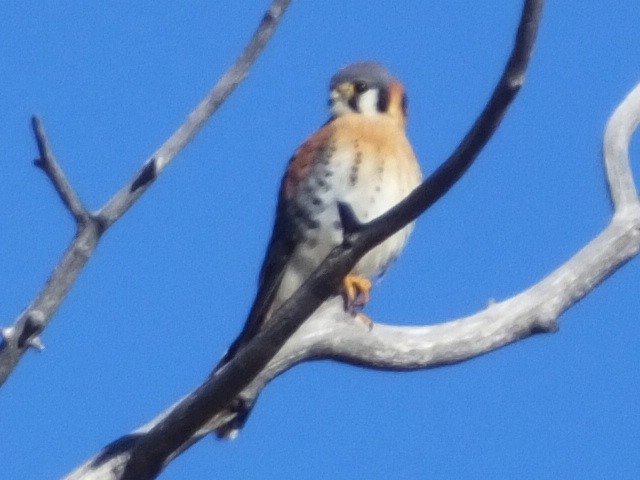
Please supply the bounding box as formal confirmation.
[342,274,372,312]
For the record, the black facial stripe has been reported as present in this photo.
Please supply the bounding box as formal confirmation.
[376,87,389,113]
[353,81,368,94]
[348,94,360,112]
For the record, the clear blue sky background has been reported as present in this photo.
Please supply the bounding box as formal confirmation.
[2,2,639,479]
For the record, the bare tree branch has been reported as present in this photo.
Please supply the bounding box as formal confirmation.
[603,83,640,210]
[351,0,543,253]
[256,84,640,389]
[237,83,640,421]
[0,120,102,378]
[66,73,640,480]
[0,0,292,387]
[62,1,544,479]
[97,0,292,227]
[19,1,638,478]
[32,117,91,224]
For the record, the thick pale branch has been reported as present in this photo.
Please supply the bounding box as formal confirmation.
[66,176,640,476]
[236,79,640,414]
[603,83,640,210]
[135,80,640,447]
[317,215,640,369]
[0,0,291,387]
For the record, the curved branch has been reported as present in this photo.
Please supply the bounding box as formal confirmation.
[249,79,640,402]
[230,79,640,420]
[65,2,544,479]
[603,83,640,210]
[132,78,640,455]
[0,0,292,387]
[353,0,543,253]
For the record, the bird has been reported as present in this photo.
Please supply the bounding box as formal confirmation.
[214,61,422,439]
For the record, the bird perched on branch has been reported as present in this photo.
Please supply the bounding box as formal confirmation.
[214,61,422,438]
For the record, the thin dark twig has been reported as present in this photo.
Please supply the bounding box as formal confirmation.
[120,1,543,478]
[31,117,90,224]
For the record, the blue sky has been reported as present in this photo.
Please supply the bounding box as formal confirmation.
[2,1,639,479]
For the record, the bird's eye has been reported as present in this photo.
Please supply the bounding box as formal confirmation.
[353,81,368,94]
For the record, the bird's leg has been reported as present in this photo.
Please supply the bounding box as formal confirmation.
[341,274,372,312]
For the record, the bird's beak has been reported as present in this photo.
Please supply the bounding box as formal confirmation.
[331,83,355,103]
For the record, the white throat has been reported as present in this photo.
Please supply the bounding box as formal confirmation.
[354,89,380,115]
[330,88,382,117]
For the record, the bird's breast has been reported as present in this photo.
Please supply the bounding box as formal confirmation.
[290,114,422,281]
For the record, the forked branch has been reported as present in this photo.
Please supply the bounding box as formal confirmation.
[32,117,91,225]
[0,0,292,387]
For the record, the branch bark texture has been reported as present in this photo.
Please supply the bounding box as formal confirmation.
[68,72,640,480]
[9,1,640,479]
[0,0,292,387]
[65,1,547,479]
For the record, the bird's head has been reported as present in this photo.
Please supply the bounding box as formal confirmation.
[328,61,408,127]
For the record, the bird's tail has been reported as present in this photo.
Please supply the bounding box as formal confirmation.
[210,277,277,439]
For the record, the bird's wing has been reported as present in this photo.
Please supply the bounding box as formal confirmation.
[217,123,334,366]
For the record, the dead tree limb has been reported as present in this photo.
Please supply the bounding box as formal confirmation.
[64,1,545,479]
[67,49,640,480]
[0,0,292,387]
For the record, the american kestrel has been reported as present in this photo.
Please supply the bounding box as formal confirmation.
[215,62,422,438]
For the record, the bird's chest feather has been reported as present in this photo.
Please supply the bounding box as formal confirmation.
[284,115,421,279]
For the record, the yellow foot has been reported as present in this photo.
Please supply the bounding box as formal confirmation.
[342,274,372,312]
